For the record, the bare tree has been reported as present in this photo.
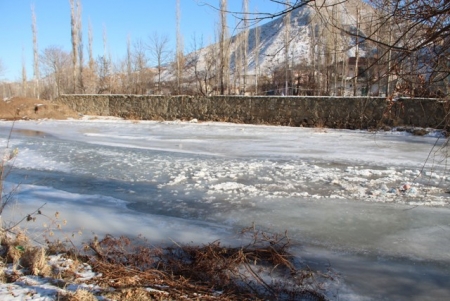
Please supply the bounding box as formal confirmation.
[189,34,217,96]
[40,46,71,98]
[0,59,4,78]
[352,6,360,96]
[219,0,230,95]
[96,55,111,94]
[88,18,94,70]
[216,0,315,23]
[175,0,184,94]
[77,1,84,93]
[132,38,151,94]
[97,25,113,94]
[83,18,97,94]
[187,33,202,95]
[21,48,27,96]
[284,0,291,95]
[329,4,342,96]
[70,0,79,93]
[234,29,243,94]
[0,60,11,99]
[126,35,133,92]
[241,0,249,94]
[148,32,170,94]
[225,0,448,97]
[254,25,261,94]
[325,0,450,97]
[31,4,40,99]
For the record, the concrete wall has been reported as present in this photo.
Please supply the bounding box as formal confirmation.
[56,94,450,129]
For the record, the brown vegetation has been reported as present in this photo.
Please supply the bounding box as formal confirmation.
[0,97,79,121]
[0,226,331,300]
[81,228,331,300]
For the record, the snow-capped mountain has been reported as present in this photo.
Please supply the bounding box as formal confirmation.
[163,0,375,88]
[214,1,370,71]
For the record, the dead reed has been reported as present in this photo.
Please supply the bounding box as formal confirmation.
[81,228,329,300]
[0,216,330,300]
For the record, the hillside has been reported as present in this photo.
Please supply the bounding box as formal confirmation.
[181,0,375,81]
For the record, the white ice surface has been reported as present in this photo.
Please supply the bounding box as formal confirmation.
[1,119,450,301]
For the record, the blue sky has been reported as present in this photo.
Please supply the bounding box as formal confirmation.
[0,0,284,81]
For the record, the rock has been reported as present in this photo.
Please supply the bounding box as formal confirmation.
[412,128,429,136]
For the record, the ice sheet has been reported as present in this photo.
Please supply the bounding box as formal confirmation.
[1,119,449,300]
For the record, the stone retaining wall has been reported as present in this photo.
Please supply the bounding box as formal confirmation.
[56,94,450,129]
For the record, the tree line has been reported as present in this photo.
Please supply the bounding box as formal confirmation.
[0,0,448,99]
[271,0,448,98]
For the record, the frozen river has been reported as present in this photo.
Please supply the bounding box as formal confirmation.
[1,118,450,300]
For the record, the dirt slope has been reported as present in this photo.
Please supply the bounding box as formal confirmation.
[0,97,80,120]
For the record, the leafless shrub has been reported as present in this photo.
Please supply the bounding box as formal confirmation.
[83,228,329,300]
[0,223,331,300]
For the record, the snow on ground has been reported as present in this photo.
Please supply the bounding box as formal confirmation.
[1,118,450,300]
[0,254,101,301]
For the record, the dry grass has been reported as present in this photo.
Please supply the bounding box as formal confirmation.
[22,246,51,276]
[82,228,329,300]
[0,97,79,120]
[0,261,5,283]
[105,287,159,301]
[5,230,29,269]
[64,288,97,301]
[1,229,51,277]
[0,225,331,300]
